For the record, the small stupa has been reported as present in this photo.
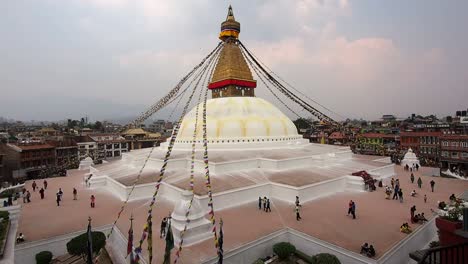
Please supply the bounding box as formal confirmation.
[401,148,420,168]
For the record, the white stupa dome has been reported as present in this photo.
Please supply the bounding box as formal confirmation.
[166,97,307,150]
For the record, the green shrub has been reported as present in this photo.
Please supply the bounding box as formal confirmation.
[273,242,296,260]
[311,253,341,264]
[0,189,15,199]
[36,251,53,264]
[429,241,440,248]
[66,231,106,258]
[0,211,10,221]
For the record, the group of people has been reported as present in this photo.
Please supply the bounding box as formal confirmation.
[360,243,376,258]
[258,196,272,212]
[404,163,419,172]
[410,205,428,224]
[385,178,404,202]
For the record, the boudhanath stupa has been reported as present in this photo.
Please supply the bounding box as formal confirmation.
[12,6,468,264]
[87,4,395,256]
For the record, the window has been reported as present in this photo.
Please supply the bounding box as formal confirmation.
[106,151,113,158]
[114,143,120,149]
[441,151,448,157]
[114,151,120,157]
[462,152,468,158]
[452,152,458,158]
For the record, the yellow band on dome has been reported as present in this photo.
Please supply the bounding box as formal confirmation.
[219,30,239,39]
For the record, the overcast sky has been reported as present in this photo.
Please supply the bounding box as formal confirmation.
[1,0,467,122]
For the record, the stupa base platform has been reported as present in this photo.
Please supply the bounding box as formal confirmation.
[15,166,468,264]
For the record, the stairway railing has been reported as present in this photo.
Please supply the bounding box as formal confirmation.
[419,241,468,264]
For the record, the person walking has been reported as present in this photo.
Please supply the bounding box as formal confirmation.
[410,205,416,223]
[417,177,422,189]
[391,178,395,189]
[90,195,95,208]
[351,201,356,219]
[399,189,404,203]
[430,180,435,192]
[393,184,399,200]
[258,197,262,210]
[22,188,27,203]
[263,196,267,211]
[58,188,63,200]
[295,205,302,221]
[295,196,300,206]
[43,180,48,190]
[39,188,45,199]
[266,199,271,212]
[410,173,415,184]
[347,200,353,215]
[424,194,427,203]
[32,181,37,192]
[26,191,31,203]
[56,192,61,206]
[160,217,167,238]
[73,188,77,200]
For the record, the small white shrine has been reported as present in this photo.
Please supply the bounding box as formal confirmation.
[401,148,420,168]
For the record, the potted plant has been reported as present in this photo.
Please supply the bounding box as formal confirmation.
[435,202,464,246]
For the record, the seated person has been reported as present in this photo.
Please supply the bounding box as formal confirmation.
[400,223,412,234]
[410,190,417,197]
[419,213,428,223]
[367,245,376,258]
[16,233,25,243]
[413,214,421,223]
[360,242,369,255]
[3,200,8,207]
[449,194,456,201]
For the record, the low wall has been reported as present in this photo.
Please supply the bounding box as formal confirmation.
[378,218,437,264]
[15,224,113,264]
[90,174,365,212]
[201,228,374,264]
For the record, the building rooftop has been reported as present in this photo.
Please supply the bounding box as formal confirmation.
[6,143,55,152]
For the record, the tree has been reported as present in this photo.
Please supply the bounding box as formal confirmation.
[273,242,296,260]
[94,121,103,132]
[66,231,106,260]
[36,251,53,264]
[293,118,310,131]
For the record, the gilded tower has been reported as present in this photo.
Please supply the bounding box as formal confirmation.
[208,6,257,98]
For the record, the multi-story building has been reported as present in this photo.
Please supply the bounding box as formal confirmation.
[149,120,166,133]
[88,134,129,160]
[76,135,102,163]
[47,137,79,169]
[122,128,161,150]
[400,131,442,166]
[440,133,468,177]
[353,133,399,155]
[0,153,5,182]
[1,143,56,181]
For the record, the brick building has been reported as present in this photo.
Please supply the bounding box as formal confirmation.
[400,131,442,166]
[47,137,79,169]
[1,143,55,181]
[440,134,468,177]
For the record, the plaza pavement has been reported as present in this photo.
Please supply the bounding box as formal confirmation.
[16,164,468,263]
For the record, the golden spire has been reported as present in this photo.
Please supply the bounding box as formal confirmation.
[209,6,256,98]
